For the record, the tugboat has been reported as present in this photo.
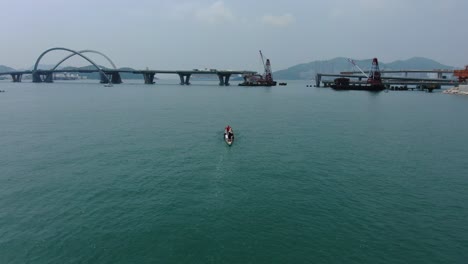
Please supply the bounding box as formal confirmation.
[239,51,277,87]
[331,58,385,92]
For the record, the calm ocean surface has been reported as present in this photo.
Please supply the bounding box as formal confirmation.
[0,80,467,263]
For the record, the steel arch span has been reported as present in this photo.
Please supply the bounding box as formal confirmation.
[52,50,117,71]
[33,47,111,82]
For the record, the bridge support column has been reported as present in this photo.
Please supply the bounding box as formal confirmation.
[100,72,122,84]
[315,74,321,87]
[32,72,42,83]
[437,72,443,79]
[217,74,231,86]
[100,72,111,83]
[32,72,53,83]
[143,73,155,84]
[111,72,122,84]
[179,74,184,85]
[11,73,22,82]
[44,73,53,83]
[178,74,191,85]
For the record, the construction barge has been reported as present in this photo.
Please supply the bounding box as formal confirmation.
[330,58,385,92]
[239,51,277,87]
[316,57,458,92]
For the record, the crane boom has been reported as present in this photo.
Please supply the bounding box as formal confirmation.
[347,58,369,78]
[259,50,266,71]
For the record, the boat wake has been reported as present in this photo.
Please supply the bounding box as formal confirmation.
[215,154,224,173]
[213,153,226,198]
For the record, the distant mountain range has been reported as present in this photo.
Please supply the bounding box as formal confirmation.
[0,65,15,72]
[272,57,455,80]
[1,57,457,81]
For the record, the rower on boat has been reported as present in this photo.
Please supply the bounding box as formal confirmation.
[225,125,233,140]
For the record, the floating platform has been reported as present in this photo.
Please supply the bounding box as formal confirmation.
[330,77,385,92]
[238,81,277,87]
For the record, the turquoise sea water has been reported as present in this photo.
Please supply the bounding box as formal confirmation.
[0,80,467,263]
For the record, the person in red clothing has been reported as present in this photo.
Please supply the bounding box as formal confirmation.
[225,125,233,140]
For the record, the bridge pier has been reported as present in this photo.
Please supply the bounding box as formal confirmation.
[315,74,321,87]
[100,72,110,83]
[32,71,42,83]
[44,73,53,83]
[179,74,191,85]
[32,71,53,83]
[143,72,155,84]
[427,84,440,93]
[217,74,231,86]
[11,73,22,82]
[100,72,122,84]
[111,72,122,84]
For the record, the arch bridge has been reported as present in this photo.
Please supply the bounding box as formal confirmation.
[1,47,256,85]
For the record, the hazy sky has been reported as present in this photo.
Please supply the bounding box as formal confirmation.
[1,0,467,71]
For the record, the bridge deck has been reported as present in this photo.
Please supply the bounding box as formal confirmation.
[341,69,454,74]
[317,73,456,82]
[321,80,458,86]
[0,69,256,75]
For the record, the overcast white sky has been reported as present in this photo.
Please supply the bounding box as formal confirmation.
[1,0,467,71]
